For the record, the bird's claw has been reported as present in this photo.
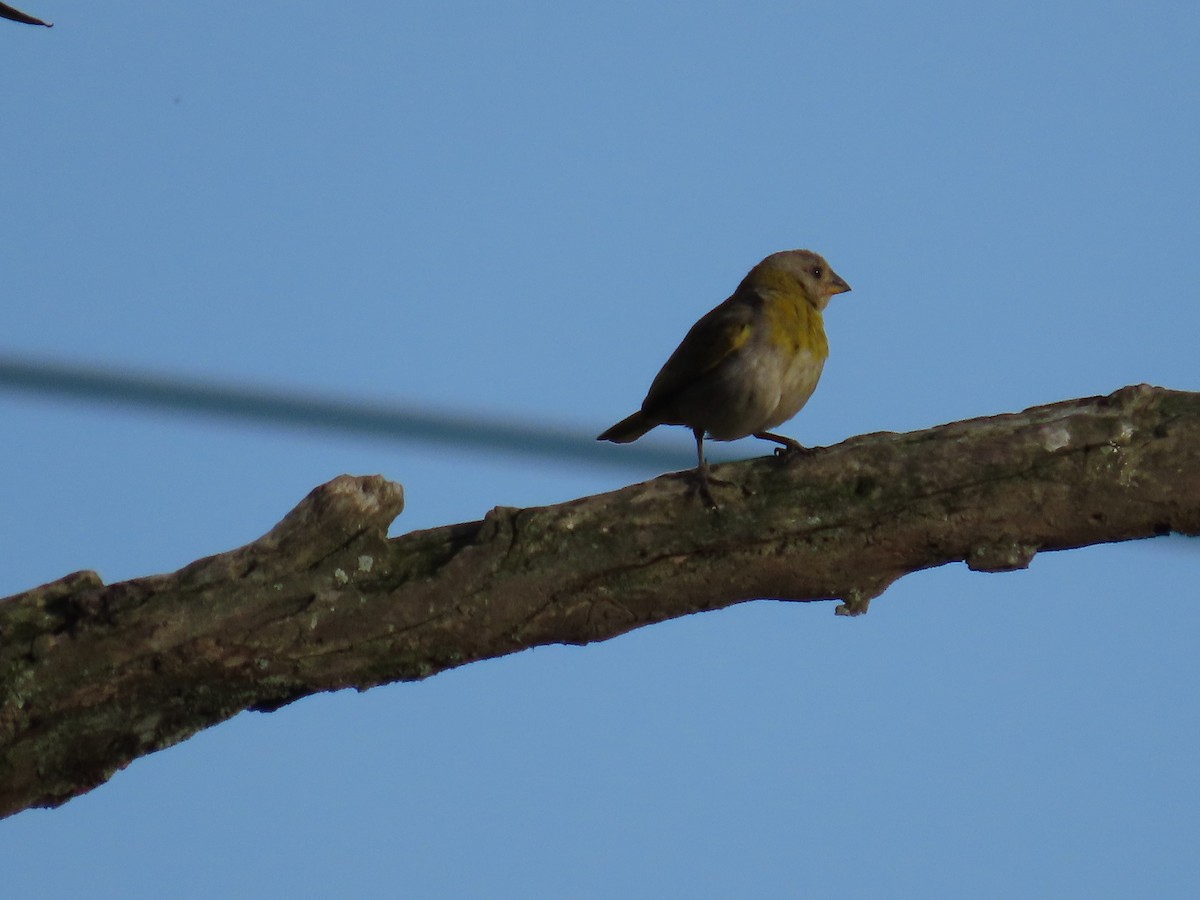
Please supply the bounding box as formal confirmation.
[773,441,820,460]
[687,471,735,510]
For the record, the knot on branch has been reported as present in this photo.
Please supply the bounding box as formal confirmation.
[834,577,898,617]
[259,475,405,556]
[171,475,406,586]
[965,542,1037,573]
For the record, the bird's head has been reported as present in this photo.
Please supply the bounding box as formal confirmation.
[746,249,851,311]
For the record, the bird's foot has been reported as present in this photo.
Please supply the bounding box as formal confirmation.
[772,443,818,459]
[684,469,736,510]
[754,431,818,460]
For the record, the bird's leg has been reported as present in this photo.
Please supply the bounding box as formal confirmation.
[690,427,746,508]
[690,427,718,508]
[753,431,816,458]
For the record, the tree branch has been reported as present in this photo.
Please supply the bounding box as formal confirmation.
[0,2,51,27]
[2,384,1198,817]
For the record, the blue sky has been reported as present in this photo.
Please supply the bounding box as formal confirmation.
[2,2,1198,897]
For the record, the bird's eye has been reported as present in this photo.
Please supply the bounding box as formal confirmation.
[811,266,823,278]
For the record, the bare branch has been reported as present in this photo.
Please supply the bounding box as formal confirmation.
[0,2,51,27]
[2,384,1198,817]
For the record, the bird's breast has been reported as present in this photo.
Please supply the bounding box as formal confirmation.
[763,293,829,359]
[764,350,825,428]
[754,294,828,428]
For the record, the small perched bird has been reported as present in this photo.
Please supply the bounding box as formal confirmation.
[598,249,851,505]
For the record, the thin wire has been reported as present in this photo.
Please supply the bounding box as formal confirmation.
[0,353,709,472]
[3,353,1196,549]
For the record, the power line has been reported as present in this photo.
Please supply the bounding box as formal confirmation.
[0,353,705,471]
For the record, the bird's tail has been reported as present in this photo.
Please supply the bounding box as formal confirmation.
[597,411,655,443]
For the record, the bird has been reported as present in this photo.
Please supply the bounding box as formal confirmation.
[597,248,851,506]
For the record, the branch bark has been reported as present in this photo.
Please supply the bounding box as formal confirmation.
[2,384,1198,817]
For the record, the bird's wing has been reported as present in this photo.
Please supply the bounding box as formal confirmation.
[642,293,759,414]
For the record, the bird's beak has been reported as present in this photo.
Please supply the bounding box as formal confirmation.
[829,273,851,295]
